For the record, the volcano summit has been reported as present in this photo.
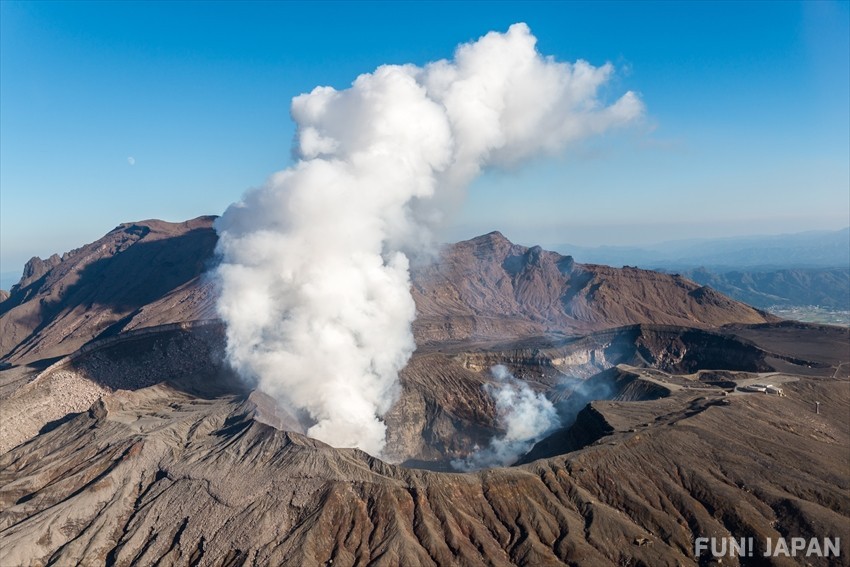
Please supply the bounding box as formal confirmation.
[1,217,848,566]
[2,17,848,567]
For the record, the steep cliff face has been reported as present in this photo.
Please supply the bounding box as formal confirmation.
[411,231,775,343]
[0,217,218,364]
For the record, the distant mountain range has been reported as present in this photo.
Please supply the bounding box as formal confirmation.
[557,227,850,270]
[679,266,850,310]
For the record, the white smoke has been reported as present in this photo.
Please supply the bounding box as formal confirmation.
[214,23,643,457]
[453,365,560,471]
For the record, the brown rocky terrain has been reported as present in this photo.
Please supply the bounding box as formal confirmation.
[0,217,218,365]
[0,218,847,566]
[0,219,774,365]
[0,322,847,566]
[411,231,774,343]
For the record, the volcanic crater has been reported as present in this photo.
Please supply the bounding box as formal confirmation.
[1,218,848,566]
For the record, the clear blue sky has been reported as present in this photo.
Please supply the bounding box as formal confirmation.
[2,1,848,278]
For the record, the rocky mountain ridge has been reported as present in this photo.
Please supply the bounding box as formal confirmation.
[1,217,846,567]
[0,218,774,365]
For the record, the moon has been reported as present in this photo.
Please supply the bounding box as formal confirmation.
[127,157,136,166]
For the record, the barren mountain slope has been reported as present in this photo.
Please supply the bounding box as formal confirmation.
[0,217,218,364]
[1,331,847,566]
[4,319,820,466]
[411,232,774,343]
[1,221,775,365]
[0,219,846,567]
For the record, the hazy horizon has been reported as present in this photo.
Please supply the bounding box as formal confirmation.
[2,1,849,277]
[2,220,848,291]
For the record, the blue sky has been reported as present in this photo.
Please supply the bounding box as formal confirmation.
[2,1,849,278]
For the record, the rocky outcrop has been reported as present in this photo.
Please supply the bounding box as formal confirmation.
[0,217,218,364]
[411,232,775,343]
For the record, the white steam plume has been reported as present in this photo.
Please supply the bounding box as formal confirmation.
[214,23,643,457]
[453,365,560,471]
